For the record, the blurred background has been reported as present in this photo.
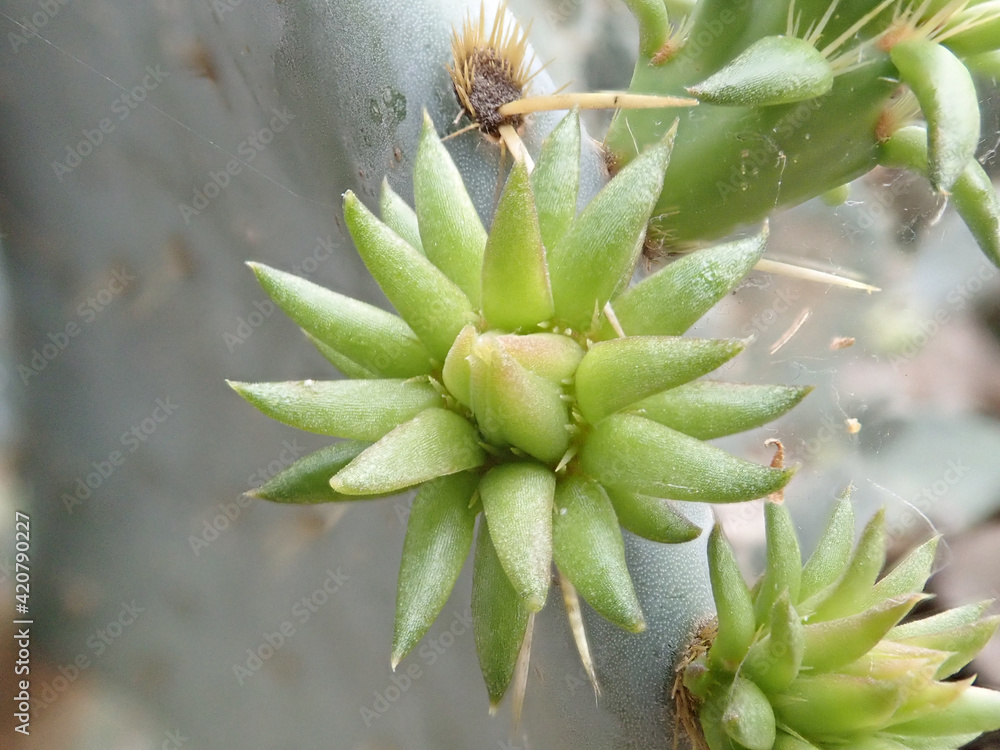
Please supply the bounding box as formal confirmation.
[0,0,998,748]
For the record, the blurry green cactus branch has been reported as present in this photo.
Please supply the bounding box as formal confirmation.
[610,0,1000,263]
[230,109,807,707]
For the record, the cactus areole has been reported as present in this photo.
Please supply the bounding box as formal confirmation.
[231,109,810,705]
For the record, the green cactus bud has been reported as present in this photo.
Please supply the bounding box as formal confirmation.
[330,408,485,495]
[678,499,1000,749]
[392,472,479,667]
[235,111,810,703]
[601,229,768,338]
[480,162,553,331]
[472,519,530,707]
[413,111,487,304]
[687,36,834,107]
[721,675,776,750]
[574,336,745,424]
[479,463,555,611]
[379,178,424,255]
[344,190,475,360]
[605,487,702,544]
[754,499,802,623]
[227,378,441,440]
[707,524,756,670]
[548,125,675,329]
[553,476,646,632]
[248,441,372,504]
[634,381,812,440]
[248,262,432,378]
[581,413,795,502]
[531,107,580,251]
[468,335,571,463]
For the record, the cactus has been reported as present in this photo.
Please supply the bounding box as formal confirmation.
[230,109,810,707]
[607,0,1000,264]
[228,0,1000,746]
[679,494,1000,749]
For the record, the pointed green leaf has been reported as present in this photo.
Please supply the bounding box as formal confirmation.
[479,463,555,611]
[248,262,432,378]
[893,614,1000,679]
[414,112,487,305]
[866,536,939,610]
[330,408,484,495]
[227,379,441,440]
[302,330,378,379]
[580,413,795,502]
[553,476,645,632]
[744,592,805,693]
[687,35,834,106]
[772,673,902,736]
[602,230,767,337]
[482,162,554,330]
[810,509,887,621]
[890,675,974,727]
[344,190,474,361]
[472,519,530,707]
[754,500,802,625]
[392,472,478,667]
[890,39,980,191]
[701,687,743,750]
[634,381,812,440]
[801,594,924,672]
[889,601,994,640]
[888,686,1000,736]
[798,493,855,605]
[532,108,580,250]
[575,336,745,424]
[442,324,476,408]
[547,125,675,330]
[708,524,756,670]
[880,126,1000,267]
[605,487,702,543]
[722,676,776,750]
[380,178,424,255]
[468,336,571,464]
[249,441,372,503]
[494,333,585,383]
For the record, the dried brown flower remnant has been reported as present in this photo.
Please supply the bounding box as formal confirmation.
[447,1,535,138]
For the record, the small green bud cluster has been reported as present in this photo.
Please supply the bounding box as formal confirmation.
[231,109,811,705]
[681,495,1000,749]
